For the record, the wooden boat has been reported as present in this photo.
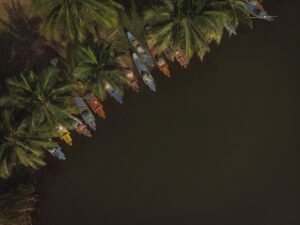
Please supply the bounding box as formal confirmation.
[70,115,92,137]
[127,31,155,68]
[117,57,139,92]
[57,124,72,145]
[147,42,171,77]
[48,146,66,160]
[132,53,156,92]
[105,83,124,104]
[175,49,188,68]
[74,97,96,131]
[246,1,274,21]
[84,93,106,119]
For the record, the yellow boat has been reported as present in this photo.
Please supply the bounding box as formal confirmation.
[57,125,72,145]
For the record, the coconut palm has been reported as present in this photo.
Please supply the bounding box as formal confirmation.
[0,68,77,129]
[31,0,123,43]
[144,0,252,61]
[0,110,57,178]
[144,0,227,61]
[207,0,252,36]
[74,43,129,101]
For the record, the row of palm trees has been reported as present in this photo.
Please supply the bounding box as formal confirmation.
[0,0,254,179]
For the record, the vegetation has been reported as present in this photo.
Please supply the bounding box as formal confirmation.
[0,0,266,222]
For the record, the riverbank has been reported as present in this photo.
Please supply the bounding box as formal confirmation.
[34,1,300,224]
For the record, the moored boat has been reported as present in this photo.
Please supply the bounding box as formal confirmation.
[74,97,96,131]
[70,115,92,137]
[147,42,171,77]
[105,83,124,104]
[246,0,274,21]
[84,93,106,119]
[57,124,72,145]
[117,57,139,92]
[48,146,66,160]
[127,31,155,68]
[175,49,188,68]
[132,53,156,92]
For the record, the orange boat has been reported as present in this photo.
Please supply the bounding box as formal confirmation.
[117,57,139,92]
[175,49,188,68]
[84,93,106,119]
[148,44,171,77]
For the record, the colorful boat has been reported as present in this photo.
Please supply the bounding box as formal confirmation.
[246,1,274,21]
[127,31,155,68]
[84,93,106,119]
[175,49,188,68]
[74,97,96,131]
[70,115,92,137]
[117,57,139,92]
[132,53,156,92]
[147,42,171,77]
[57,124,72,145]
[48,146,66,160]
[105,83,124,104]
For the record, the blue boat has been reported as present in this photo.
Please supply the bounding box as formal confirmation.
[74,97,96,131]
[48,146,66,160]
[105,83,124,104]
[132,53,156,92]
[127,31,155,68]
[246,1,274,21]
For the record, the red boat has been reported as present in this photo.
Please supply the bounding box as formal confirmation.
[84,93,106,119]
[175,49,188,68]
[70,116,92,137]
[147,43,171,77]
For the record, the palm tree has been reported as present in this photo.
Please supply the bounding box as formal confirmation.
[74,43,129,101]
[207,0,252,36]
[0,110,57,178]
[31,0,123,43]
[144,0,251,61]
[0,68,77,130]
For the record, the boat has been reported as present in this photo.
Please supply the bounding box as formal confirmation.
[246,0,274,21]
[224,23,237,36]
[74,97,96,131]
[127,31,155,68]
[57,124,72,145]
[84,93,106,119]
[70,115,92,137]
[117,57,139,92]
[48,146,66,160]
[147,42,171,77]
[132,53,156,92]
[105,83,124,104]
[175,49,188,68]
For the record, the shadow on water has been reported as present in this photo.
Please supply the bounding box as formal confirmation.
[35,0,300,225]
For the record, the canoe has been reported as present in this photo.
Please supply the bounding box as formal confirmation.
[127,31,155,68]
[246,1,274,21]
[147,42,171,77]
[84,93,106,119]
[57,125,72,145]
[175,50,188,68]
[132,53,156,92]
[74,97,96,131]
[117,57,139,92]
[48,146,66,160]
[104,83,124,104]
[70,115,92,137]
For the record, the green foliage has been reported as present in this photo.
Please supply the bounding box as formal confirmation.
[144,0,252,61]
[0,110,57,178]
[75,43,129,100]
[0,68,77,130]
[31,0,123,43]
[0,184,37,225]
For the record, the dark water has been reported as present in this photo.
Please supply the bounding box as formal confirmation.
[35,1,300,225]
